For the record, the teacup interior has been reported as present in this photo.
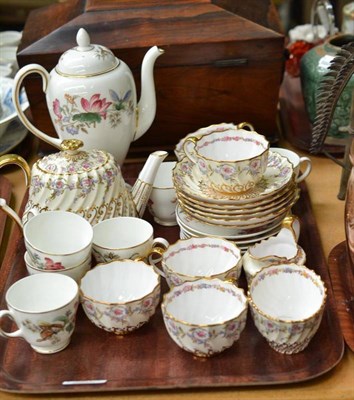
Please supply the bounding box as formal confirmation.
[24,211,92,254]
[165,282,245,324]
[93,217,152,249]
[197,129,267,161]
[7,274,78,313]
[250,266,325,321]
[81,261,159,303]
[164,238,240,276]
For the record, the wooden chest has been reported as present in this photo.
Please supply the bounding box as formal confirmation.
[17,0,284,159]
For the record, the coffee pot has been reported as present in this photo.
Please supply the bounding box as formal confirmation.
[12,28,164,166]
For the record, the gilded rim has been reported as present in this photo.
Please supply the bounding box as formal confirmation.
[161,278,247,327]
[55,61,120,78]
[6,274,78,314]
[185,129,269,163]
[79,260,161,305]
[162,237,241,279]
[247,264,327,324]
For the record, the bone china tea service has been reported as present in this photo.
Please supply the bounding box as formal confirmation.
[92,216,169,263]
[0,274,79,354]
[149,236,242,288]
[13,28,164,166]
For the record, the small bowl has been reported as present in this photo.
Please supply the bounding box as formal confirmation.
[242,228,306,283]
[0,77,29,138]
[156,236,242,287]
[161,278,248,357]
[25,251,92,283]
[248,263,327,354]
[80,260,161,335]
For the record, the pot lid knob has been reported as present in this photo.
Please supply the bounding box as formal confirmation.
[56,28,119,76]
[60,139,84,151]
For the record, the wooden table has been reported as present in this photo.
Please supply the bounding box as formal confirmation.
[0,141,353,399]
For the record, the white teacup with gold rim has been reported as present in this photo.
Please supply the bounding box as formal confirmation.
[92,216,169,263]
[183,128,269,194]
[149,236,242,288]
[161,278,248,357]
[0,274,79,354]
[248,263,327,354]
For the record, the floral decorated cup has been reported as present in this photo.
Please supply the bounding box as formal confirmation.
[23,211,93,270]
[183,128,269,193]
[161,278,248,357]
[92,217,169,263]
[0,274,79,354]
[149,236,242,288]
[242,228,306,283]
[80,260,161,335]
[248,263,327,354]
[24,251,91,283]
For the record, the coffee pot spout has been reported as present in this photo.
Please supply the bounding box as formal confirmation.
[135,46,164,142]
[131,150,168,217]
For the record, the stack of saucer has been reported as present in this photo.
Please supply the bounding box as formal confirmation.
[173,151,298,252]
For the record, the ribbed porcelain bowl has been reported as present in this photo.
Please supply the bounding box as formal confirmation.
[161,278,248,357]
[160,237,242,287]
[248,263,326,354]
[80,260,161,335]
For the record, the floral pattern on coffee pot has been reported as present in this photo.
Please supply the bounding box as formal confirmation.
[13,28,164,166]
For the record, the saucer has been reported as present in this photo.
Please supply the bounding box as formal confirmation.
[0,118,28,156]
[173,151,294,205]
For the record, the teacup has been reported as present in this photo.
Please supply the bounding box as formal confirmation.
[248,263,327,354]
[183,128,269,193]
[24,251,91,283]
[161,278,248,357]
[270,147,312,183]
[92,216,169,263]
[0,274,79,354]
[242,228,306,283]
[149,236,242,288]
[148,161,177,226]
[80,260,161,335]
[0,199,93,269]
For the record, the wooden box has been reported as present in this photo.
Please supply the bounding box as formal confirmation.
[17,0,285,159]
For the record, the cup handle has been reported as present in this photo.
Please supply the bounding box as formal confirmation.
[0,310,23,338]
[147,238,170,278]
[236,122,254,131]
[0,198,23,229]
[183,136,199,164]
[296,157,312,183]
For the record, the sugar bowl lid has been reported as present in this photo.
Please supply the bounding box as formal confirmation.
[56,28,119,77]
[36,139,111,175]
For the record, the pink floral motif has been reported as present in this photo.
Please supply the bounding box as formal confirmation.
[44,257,65,270]
[53,99,62,120]
[81,94,112,119]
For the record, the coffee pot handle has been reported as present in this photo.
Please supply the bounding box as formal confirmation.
[0,198,23,229]
[13,64,62,150]
[0,154,31,187]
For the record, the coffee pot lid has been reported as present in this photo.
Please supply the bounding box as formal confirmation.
[56,28,119,76]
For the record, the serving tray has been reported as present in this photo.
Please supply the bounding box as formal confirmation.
[0,176,344,393]
[328,241,354,352]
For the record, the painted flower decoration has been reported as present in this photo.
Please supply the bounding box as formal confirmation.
[81,94,112,119]
[44,257,65,270]
[53,99,62,120]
